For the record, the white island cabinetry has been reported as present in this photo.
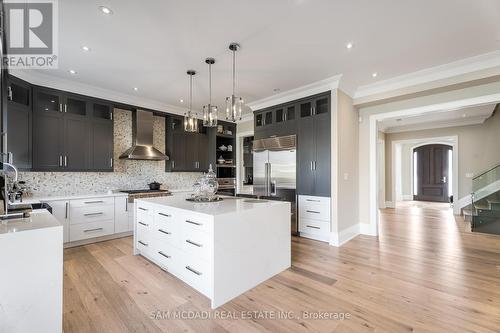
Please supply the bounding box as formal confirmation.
[134,195,291,309]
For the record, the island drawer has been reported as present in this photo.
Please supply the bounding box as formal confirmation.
[299,218,330,237]
[153,222,178,248]
[153,242,180,273]
[181,214,212,234]
[70,197,115,208]
[180,228,212,260]
[69,219,114,242]
[179,255,211,297]
[70,204,115,225]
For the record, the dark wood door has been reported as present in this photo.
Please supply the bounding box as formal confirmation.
[92,121,113,171]
[185,133,198,171]
[170,131,186,171]
[414,144,452,202]
[314,112,331,197]
[64,118,91,170]
[197,134,209,171]
[33,112,64,170]
[7,104,32,169]
[297,115,315,195]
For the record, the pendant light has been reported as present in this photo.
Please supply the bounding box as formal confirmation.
[202,58,218,127]
[225,43,243,122]
[184,70,198,132]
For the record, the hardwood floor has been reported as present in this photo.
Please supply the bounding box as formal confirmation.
[63,202,500,332]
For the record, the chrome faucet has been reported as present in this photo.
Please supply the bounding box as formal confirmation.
[1,161,19,216]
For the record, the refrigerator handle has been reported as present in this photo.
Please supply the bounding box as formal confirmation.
[271,180,277,196]
[264,162,270,196]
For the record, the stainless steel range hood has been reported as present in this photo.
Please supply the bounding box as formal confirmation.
[119,110,169,160]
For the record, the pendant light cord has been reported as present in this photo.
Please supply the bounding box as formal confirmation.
[232,49,236,96]
[209,63,212,106]
[189,73,193,113]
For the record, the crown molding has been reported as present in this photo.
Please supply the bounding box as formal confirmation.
[9,69,188,116]
[354,50,500,105]
[246,74,342,111]
[382,115,489,133]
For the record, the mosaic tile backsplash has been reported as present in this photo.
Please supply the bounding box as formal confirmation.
[19,109,200,197]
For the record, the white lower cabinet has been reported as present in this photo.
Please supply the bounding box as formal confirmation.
[42,195,131,244]
[135,203,212,298]
[298,195,331,242]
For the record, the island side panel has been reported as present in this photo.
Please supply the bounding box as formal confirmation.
[212,202,291,308]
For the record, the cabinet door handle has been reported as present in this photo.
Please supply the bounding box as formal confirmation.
[138,207,148,211]
[186,239,203,247]
[65,202,69,219]
[64,104,67,113]
[306,199,320,202]
[313,161,317,170]
[306,210,320,214]
[59,155,63,167]
[84,212,104,217]
[84,200,104,204]
[138,240,148,247]
[185,266,202,276]
[158,251,170,259]
[138,221,148,227]
[110,158,113,168]
[306,225,320,229]
[125,198,128,212]
[310,161,313,171]
[84,227,103,233]
[158,229,171,235]
[171,161,175,169]
[158,212,171,217]
[64,155,68,167]
[185,219,202,226]
[7,86,12,100]
[59,103,63,112]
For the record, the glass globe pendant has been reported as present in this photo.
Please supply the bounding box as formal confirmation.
[225,43,243,122]
[184,70,198,132]
[202,58,218,127]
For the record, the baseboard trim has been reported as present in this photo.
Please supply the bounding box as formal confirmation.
[330,224,360,247]
[385,201,395,208]
[64,231,133,248]
[402,195,413,201]
[360,223,378,236]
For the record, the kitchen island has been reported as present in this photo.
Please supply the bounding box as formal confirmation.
[133,194,291,309]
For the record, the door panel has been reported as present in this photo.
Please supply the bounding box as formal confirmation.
[171,131,186,171]
[33,113,64,170]
[297,117,315,195]
[314,113,331,197]
[414,144,451,202]
[197,134,209,171]
[64,118,90,170]
[253,151,269,197]
[185,133,198,171]
[7,104,32,169]
[268,150,296,193]
[92,121,113,170]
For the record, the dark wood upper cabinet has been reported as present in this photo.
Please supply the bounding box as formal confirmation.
[33,111,64,171]
[63,117,91,171]
[6,76,32,170]
[92,121,114,171]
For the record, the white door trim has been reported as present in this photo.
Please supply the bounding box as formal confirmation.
[368,92,500,236]
[236,130,254,194]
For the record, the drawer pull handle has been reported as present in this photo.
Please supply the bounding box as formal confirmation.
[138,207,148,211]
[186,239,203,247]
[84,212,104,217]
[84,200,104,204]
[306,199,320,202]
[138,240,148,247]
[185,220,202,226]
[138,222,149,227]
[158,212,171,217]
[185,266,202,276]
[306,225,321,229]
[158,229,171,235]
[84,227,103,233]
[158,251,170,259]
[306,210,320,214]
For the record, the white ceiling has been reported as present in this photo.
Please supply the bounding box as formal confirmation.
[379,104,497,133]
[23,0,500,114]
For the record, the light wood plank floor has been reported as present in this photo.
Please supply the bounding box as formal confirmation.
[63,202,500,333]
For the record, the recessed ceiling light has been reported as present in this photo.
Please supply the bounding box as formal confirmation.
[68,69,77,75]
[462,113,467,118]
[273,88,281,92]
[346,42,354,49]
[133,87,138,91]
[99,6,113,15]
[81,46,90,52]
[179,99,184,103]
[372,72,378,78]
[396,118,402,122]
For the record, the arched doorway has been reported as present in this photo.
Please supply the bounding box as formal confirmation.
[413,144,453,203]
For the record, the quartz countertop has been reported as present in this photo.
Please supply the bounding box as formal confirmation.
[136,193,289,217]
[0,210,62,235]
[12,191,130,204]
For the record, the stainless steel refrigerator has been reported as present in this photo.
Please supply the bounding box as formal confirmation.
[253,135,297,234]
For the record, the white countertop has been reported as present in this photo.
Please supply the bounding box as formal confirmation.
[13,191,129,204]
[136,193,289,217]
[0,210,62,235]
